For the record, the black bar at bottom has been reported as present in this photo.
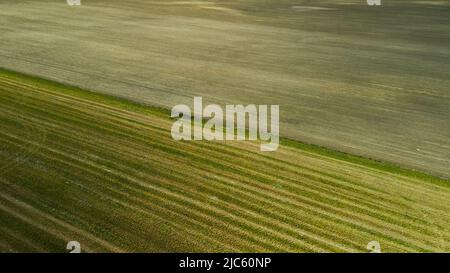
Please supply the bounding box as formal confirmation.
[0,253,445,272]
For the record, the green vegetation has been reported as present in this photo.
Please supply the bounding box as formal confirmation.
[0,69,449,252]
[1,0,449,177]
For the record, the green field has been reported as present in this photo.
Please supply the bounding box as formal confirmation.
[0,69,449,252]
[0,0,449,177]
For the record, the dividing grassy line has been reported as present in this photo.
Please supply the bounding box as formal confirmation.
[0,68,449,252]
[1,67,447,185]
[282,138,450,186]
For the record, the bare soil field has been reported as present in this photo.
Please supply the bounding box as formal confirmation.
[0,0,449,177]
